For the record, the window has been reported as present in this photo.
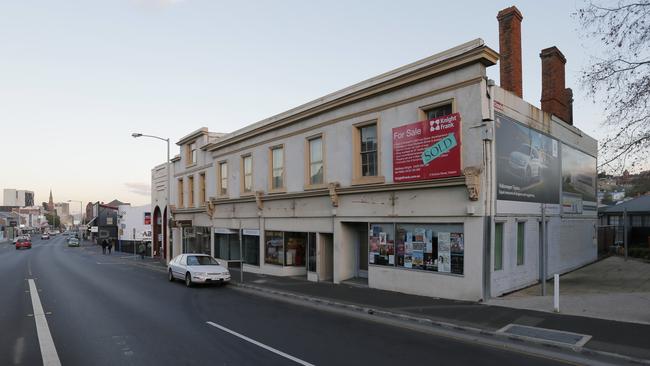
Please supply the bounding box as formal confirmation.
[242,155,253,194]
[517,222,525,265]
[264,231,284,265]
[270,146,284,190]
[242,234,260,266]
[182,226,210,254]
[632,215,643,227]
[219,162,228,196]
[199,173,206,206]
[368,223,394,266]
[494,223,503,270]
[308,232,317,272]
[308,137,324,185]
[264,231,307,267]
[215,232,240,260]
[359,124,378,177]
[187,142,197,165]
[188,175,194,207]
[425,103,453,120]
[609,215,620,226]
[177,178,184,208]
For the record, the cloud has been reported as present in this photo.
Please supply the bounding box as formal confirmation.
[132,0,186,9]
[124,182,151,196]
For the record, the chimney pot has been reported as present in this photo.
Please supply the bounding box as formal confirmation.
[497,6,524,98]
[540,46,572,124]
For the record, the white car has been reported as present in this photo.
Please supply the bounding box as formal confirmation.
[168,254,231,287]
[509,143,543,183]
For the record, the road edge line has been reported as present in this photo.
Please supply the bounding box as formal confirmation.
[28,279,61,366]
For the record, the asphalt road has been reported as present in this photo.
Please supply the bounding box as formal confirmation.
[0,235,569,366]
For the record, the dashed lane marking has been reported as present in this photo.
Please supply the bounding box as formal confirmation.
[28,279,61,366]
[206,321,315,366]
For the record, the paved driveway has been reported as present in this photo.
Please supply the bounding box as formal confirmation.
[488,256,650,325]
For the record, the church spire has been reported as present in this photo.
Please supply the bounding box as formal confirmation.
[48,189,54,211]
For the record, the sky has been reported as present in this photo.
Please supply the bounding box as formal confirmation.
[0,0,605,214]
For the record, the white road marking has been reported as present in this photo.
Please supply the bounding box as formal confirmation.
[28,279,61,366]
[206,321,315,366]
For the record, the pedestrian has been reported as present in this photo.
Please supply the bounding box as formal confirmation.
[138,242,145,260]
[107,239,112,255]
[101,239,107,255]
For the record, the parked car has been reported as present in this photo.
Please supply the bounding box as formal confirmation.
[15,238,32,250]
[168,254,231,287]
[67,237,80,247]
[41,233,50,240]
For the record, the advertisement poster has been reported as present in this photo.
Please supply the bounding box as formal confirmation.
[495,112,561,203]
[144,212,151,225]
[437,232,451,273]
[561,144,597,214]
[393,113,462,182]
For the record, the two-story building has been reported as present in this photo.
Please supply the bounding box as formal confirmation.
[157,6,598,301]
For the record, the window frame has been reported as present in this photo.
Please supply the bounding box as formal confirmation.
[304,134,326,189]
[418,99,456,121]
[352,119,384,185]
[199,172,206,206]
[494,222,504,271]
[217,161,228,197]
[268,144,286,192]
[240,154,253,196]
[516,221,525,266]
[186,142,197,167]
[187,175,195,208]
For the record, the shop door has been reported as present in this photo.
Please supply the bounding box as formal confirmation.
[358,227,368,278]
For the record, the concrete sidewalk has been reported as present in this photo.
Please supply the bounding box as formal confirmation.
[488,256,650,325]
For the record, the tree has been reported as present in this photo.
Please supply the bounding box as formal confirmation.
[45,212,61,229]
[577,1,650,172]
[601,191,614,205]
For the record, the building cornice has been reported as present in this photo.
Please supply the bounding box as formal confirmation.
[176,127,209,146]
[207,39,498,152]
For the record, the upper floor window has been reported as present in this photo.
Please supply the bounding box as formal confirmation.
[188,175,195,207]
[425,103,452,120]
[242,155,253,193]
[308,136,323,185]
[359,124,377,177]
[199,173,206,206]
[270,146,284,190]
[187,142,197,166]
[219,162,228,196]
[177,178,184,208]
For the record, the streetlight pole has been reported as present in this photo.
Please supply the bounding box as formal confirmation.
[132,132,171,263]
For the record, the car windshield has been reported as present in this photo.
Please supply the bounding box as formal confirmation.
[516,145,531,155]
[187,256,219,266]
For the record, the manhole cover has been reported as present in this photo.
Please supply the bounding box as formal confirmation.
[497,324,591,347]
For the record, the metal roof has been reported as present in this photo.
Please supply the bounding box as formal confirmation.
[600,195,650,214]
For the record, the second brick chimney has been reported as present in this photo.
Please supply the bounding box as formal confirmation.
[540,46,573,125]
[497,6,523,98]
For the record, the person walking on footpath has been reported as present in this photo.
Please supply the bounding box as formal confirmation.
[101,239,107,255]
[107,239,112,255]
[138,241,145,260]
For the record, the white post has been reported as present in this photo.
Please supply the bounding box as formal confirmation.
[553,273,560,312]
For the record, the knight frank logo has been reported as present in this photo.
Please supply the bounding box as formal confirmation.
[429,114,458,132]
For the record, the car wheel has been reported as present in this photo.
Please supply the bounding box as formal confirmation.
[185,273,192,287]
[168,270,175,282]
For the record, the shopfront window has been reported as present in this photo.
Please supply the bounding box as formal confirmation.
[285,232,306,267]
[265,231,284,265]
[242,234,260,266]
[214,232,240,260]
[369,223,395,266]
[308,232,317,272]
[182,226,210,255]
[369,223,465,275]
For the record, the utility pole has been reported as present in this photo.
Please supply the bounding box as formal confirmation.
[540,203,547,296]
[624,208,628,261]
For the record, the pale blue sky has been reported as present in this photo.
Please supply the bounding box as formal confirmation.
[0,0,602,213]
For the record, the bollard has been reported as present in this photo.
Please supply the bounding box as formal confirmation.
[553,274,560,313]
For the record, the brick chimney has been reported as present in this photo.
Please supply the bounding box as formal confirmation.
[497,6,523,98]
[540,46,573,125]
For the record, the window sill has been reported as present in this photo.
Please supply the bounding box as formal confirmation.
[240,192,255,197]
[304,183,328,191]
[185,163,197,169]
[352,176,385,185]
[267,188,287,195]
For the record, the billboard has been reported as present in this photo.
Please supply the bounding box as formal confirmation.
[495,112,560,203]
[392,113,462,182]
[561,144,597,213]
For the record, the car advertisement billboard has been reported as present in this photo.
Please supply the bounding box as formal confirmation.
[561,144,597,214]
[495,112,560,204]
[392,113,462,182]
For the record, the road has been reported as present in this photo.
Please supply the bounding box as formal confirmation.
[0,235,569,366]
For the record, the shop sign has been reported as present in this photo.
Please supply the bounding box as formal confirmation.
[144,212,151,225]
[392,113,462,182]
[242,229,260,236]
[175,220,193,227]
[91,226,98,233]
[213,228,237,234]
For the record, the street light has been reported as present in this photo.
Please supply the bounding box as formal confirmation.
[132,132,171,262]
[67,200,83,241]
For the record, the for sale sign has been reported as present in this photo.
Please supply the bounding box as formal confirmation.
[392,113,462,182]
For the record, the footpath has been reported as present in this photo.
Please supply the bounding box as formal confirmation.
[96,246,650,365]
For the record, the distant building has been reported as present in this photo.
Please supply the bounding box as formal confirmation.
[117,204,152,254]
[3,189,35,207]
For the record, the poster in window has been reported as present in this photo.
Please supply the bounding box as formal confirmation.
[412,250,424,267]
[369,252,376,264]
[438,232,451,273]
[379,232,387,245]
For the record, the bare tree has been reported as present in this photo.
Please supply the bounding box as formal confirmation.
[577,1,650,172]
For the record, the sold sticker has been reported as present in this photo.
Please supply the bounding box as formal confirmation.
[421,133,457,165]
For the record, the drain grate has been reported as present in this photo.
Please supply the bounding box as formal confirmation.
[497,324,592,347]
